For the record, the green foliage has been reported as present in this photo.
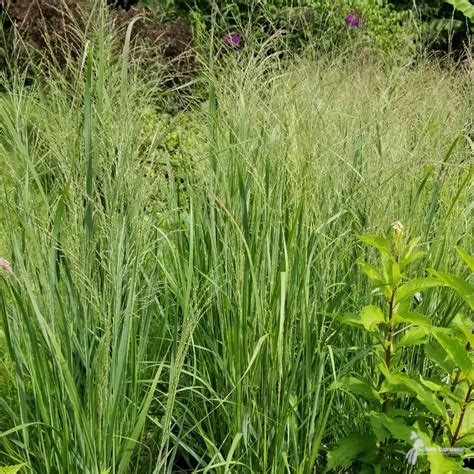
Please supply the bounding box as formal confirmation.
[155,0,412,55]
[329,225,473,472]
[391,0,473,50]
[445,0,474,21]
[0,10,472,470]
[0,466,26,474]
[349,0,411,53]
[326,433,377,469]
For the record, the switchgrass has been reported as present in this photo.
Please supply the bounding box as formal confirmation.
[0,9,472,472]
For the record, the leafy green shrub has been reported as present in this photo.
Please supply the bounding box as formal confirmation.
[346,0,411,53]
[0,0,195,81]
[328,223,473,472]
[391,0,473,52]
[144,0,412,56]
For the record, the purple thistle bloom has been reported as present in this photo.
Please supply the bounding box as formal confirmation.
[344,10,361,27]
[224,33,242,49]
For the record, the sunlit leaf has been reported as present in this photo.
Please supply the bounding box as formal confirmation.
[445,0,474,21]
[397,326,430,348]
[359,234,392,257]
[400,237,425,270]
[392,312,432,327]
[450,314,474,347]
[383,373,447,421]
[425,341,456,374]
[433,329,472,373]
[395,278,441,304]
[336,312,365,329]
[429,269,474,311]
[456,246,474,272]
[0,465,26,474]
[360,305,386,331]
[357,260,391,299]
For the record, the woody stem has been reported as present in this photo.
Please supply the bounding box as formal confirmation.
[451,382,473,447]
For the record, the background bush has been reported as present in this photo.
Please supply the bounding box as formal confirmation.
[141,0,470,56]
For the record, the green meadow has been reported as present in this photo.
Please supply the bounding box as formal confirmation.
[0,2,472,472]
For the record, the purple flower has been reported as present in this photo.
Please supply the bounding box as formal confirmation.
[344,10,361,27]
[224,33,242,49]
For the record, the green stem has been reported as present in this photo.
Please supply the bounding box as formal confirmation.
[432,369,460,441]
[432,342,470,442]
[382,289,396,413]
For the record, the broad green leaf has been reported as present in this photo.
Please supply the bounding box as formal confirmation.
[385,258,402,286]
[400,238,425,270]
[357,260,383,283]
[332,377,382,403]
[413,427,464,473]
[451,314,474,347]
[397,326,430,347]
[399,250,426,270]
[377,362,391,379]
[360,305,386,331]
[336,307,386,334]
[369,412,413,441]
[357,260,391,299]
[429,269,474,311]
[419,377,447,393]
[395,278,441,304]
[456,246,474,272]
[337,312,365,329]
[326,433,377,470]
[383,373,447,420]
[467,366,474,384]
[0,465,26,474]
[385,408,413,418]
[425,341,456,374]
[433,329,472,373]
[413,390,449,422]
[418,377,462,403]
[359,234,392,257]
[446,0,474,21]
[427,448,464,474]
[396,297,412,315]
[455,432,474,447]
[392,312,432,327]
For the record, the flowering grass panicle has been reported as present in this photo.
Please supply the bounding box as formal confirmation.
[0,258,12,276]
[391,220,404,233]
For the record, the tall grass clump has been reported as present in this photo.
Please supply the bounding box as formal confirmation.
[155,49,472,471]
[0,8,472,472]
[0,4,202,471]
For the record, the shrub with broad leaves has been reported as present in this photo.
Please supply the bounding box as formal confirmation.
[328,223,473,472]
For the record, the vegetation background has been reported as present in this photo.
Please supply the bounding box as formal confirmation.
[0,0,472,472]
